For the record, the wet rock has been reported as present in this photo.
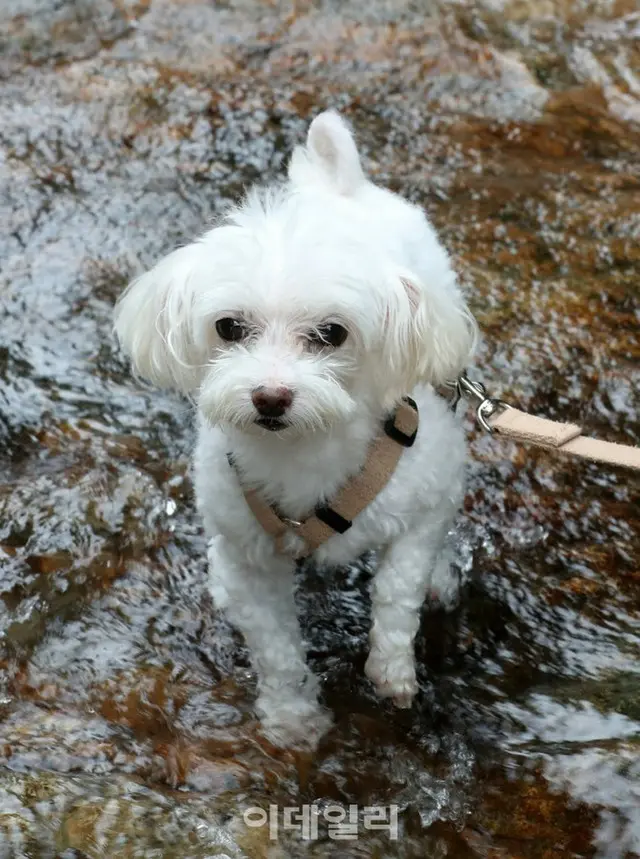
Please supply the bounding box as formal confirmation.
[181,755,250,794]
[1,0,639,856]
[0,770,74,858]
[57,794,238,859]
[0,0,138,78]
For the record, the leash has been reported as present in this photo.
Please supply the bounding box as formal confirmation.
[449,373,640,471]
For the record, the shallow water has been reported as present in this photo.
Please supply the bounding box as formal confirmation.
[1,0,639,856]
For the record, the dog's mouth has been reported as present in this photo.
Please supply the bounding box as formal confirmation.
[255,416,290,432]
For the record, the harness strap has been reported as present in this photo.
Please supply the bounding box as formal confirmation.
[234,397,419,559]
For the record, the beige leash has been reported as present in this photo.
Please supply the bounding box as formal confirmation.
[451,374,640,471]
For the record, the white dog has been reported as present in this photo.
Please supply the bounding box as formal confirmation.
[114,111,477,747]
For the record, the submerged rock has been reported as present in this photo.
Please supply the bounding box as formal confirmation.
[1,0,639,856]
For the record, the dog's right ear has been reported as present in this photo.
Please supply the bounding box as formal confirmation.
[288,110,365,196]
[113,243,207,393]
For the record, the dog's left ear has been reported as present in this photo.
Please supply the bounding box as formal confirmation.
[384,268,477,395]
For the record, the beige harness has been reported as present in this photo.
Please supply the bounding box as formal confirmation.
[230,397,419,560]
[231,374,639,560]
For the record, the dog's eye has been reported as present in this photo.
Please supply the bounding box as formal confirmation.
[216,317,246,342]
[309,323,348,349]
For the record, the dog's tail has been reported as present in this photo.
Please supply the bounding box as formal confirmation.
[288,110,365,197]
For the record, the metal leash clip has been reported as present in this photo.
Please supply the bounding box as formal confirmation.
[446,373,510,433]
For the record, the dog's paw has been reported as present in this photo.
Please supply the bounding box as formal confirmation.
[365,647,418,709]
[257,696,332,750]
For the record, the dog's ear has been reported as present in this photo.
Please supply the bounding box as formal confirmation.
[113,243,207,393]
[288,110,365,196]
[383,268,477,397]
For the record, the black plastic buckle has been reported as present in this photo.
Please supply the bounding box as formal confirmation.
[314,505,352,534]
[383,396,418,447]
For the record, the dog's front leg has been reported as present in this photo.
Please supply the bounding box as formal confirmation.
[207,535,331,747]
[365,518,457,708]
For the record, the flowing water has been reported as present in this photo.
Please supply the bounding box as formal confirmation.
[1,0,639,856]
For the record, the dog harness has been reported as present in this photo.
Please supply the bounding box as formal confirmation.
[229,396,419,559]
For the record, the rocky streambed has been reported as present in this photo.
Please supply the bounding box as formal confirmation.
[1,0,639,856]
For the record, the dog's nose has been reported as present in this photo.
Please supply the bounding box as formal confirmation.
[251,386,294,418]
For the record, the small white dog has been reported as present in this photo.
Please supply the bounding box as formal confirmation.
[114,111,477,747]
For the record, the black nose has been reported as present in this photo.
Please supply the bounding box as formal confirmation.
[251,386,294,418]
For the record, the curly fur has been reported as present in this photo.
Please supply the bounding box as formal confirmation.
[114,110,477,747]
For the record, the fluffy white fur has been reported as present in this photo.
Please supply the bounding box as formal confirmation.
[114,111,477,747]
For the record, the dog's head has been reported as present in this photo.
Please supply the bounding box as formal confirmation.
[114,111,476,436]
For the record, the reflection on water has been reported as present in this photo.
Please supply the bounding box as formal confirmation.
[1,0,639,856]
